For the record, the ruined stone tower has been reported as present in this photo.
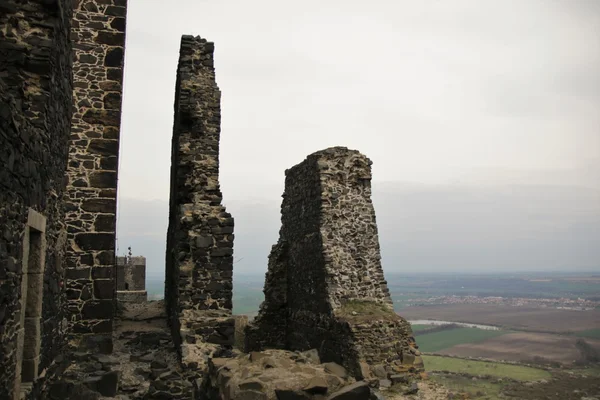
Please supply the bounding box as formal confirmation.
[246,147,423,378]
[165,35,235,372]
[116,255,147,302]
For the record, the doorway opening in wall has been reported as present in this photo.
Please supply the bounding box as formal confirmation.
[16,210,46,400]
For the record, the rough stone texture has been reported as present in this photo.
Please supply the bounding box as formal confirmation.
[64,0,128,347]
[246,147,423,380]
[0,0,73,398]
[165,35,235,372]
[116,256,148,302]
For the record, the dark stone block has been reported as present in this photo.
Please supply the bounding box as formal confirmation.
[90,171,117,188]
[82,300,114,320]
[82,109,121,127]
[88,139,119,156]
[95,31,125,46]
[94,280,114,299]
[103,92,121,109]
[75,233,115,251]
[100,156,118,170]
[78,54,97,64]
[104,47,123,68]
[96,251,115,266]
[110,17,126,32]
[94,214,116,232]
[105,6,126,16]
[66,267,91,280]
[92,266,114,279]
[92,320,113,334]
[106,68,122,81]
[81,198,116,213]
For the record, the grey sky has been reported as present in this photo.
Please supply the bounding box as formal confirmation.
[115,0,600,276]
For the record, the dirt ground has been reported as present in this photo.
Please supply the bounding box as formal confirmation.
[400,304,600,333]
[438,331,600,364]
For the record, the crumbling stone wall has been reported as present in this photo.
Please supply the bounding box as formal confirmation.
[64,0,127,350]
[0,0,73,398]
[165,35,235,371]
[116,255,147,302]
[247,147,422,378]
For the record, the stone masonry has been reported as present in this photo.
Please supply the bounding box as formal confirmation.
[246,147,423,379]
[64,0,128,351]
[116,255,147,302]
[165,35,235,372]
[0,0,73,398]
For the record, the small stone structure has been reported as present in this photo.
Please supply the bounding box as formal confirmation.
[165,35,235,373]
[64,0,128,351]
[246,147,423,379]
[116,256,147,302]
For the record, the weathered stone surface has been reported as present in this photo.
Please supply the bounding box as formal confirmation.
[246,147,423,383]
[65,0,128,345]
[203,349,358,400]
[0,0,73,397]
[165,35,235,370]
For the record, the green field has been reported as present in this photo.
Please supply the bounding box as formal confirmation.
[575,329,600,339]
[417,327,509,352]
[423,355,551,381]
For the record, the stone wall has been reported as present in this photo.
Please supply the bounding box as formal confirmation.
[165,35,235,371]
[0,0,73,398]
[64,0,128,350]
[116,256,147,302]
[246,147,422,378]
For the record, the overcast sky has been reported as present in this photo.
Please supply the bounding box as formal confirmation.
[115,0,600,277]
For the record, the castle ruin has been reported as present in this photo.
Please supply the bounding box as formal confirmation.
[0,1,421,398]
[246,147,423,378]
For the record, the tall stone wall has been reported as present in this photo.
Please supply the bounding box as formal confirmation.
[0,0,73,398]
[64,0,128,350]
[165,35,235,371]
[247,147,422,379]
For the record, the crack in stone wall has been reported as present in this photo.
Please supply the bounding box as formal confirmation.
[0,0,73,398]
[165,35,235,372]
[246,147,423,378]
[64,0,128,351]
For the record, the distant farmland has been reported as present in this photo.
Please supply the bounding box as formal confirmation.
[416,327,509,352]
[401,304,600,333]
[438,332,600,365]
